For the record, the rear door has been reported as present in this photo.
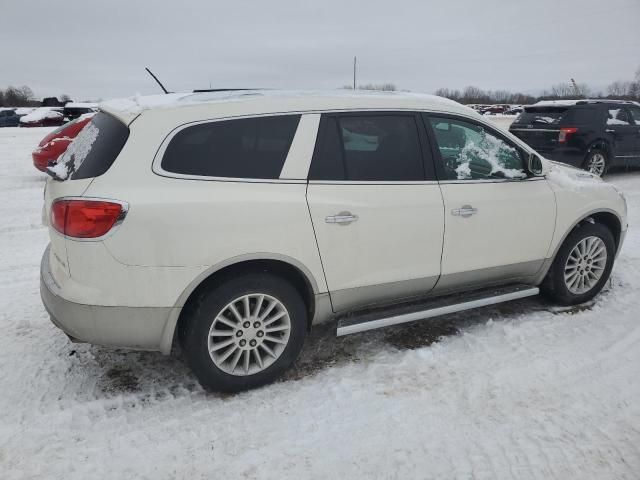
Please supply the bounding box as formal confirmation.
[605,106,637,159]
[306,112,444,312]
[626,105,640,159]
[425,114,556,291]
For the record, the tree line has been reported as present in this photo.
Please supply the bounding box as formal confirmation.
[0,86,73,107]
[434,67,640,105]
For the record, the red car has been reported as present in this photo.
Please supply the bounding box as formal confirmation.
[32,114,94,172]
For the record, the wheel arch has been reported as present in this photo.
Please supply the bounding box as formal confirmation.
[159,254,320,354]
[537,208,623,285]
[586,139,612,159]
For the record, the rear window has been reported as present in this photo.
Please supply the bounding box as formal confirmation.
[515,107,568,126]
[161,115,301,179]
[48,112,129,180]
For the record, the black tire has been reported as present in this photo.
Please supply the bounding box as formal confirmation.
[180,272,307,392]
[583,148,608,177]
[541,222,615,306]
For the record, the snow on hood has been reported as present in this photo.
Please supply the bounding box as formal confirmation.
[545,160,607,191]
[19,108,63,123]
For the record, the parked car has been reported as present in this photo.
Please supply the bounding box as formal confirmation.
[0,109,20,127]
[509,99,640,176]
[19,107,65,127]
[63,102,98,121]
[40,91,627,392]
[32,114,95,172]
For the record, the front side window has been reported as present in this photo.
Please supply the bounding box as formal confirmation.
[427,116,526,180]
[309,114,424,181]
[161,115,301,179]
[606,108,632,126]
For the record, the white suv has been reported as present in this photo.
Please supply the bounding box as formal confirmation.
[40,90,627,391]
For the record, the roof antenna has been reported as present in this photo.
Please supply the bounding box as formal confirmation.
[145,67,169,94]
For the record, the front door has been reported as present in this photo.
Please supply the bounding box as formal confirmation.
[424,114,556,291]
[306,113,444,312]
[605,106,638,160]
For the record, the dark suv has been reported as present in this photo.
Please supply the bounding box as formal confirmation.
[509,100,640,176]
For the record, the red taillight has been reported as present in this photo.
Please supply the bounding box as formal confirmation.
[51,199,126,238]
[558,127,578,143]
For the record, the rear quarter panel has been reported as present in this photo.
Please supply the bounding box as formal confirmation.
[82,112,328,301]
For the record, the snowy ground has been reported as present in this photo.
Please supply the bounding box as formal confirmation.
[1,126,639,479]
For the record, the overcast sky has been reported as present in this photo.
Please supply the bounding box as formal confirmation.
[2,0,639,101]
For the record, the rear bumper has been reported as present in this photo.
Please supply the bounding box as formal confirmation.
[40,245,175,353]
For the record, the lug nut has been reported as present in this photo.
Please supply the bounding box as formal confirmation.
[250,340,257,347]
[236,331,243,337]
[239,339,247,347]
[253,321,261,328]
[243,321,250,328]
[257,331,264,338]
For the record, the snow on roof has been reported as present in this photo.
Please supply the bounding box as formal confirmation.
[100,89,474,121]
[65,102,99,109]
[19,108,63,123]
[532,100,582,107]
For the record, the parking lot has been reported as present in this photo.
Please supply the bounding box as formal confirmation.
[1,126,639,479]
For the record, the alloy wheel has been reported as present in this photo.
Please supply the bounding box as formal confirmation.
[563,236,607,294]
[587,153,606,176]
[207,293,291,376]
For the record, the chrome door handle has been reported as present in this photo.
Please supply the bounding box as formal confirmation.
[452,205,478,218]
[605,129,615,133]
[325,212,358,225]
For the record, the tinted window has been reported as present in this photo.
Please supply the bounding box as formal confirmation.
[561,107,596,124]
[69,113,129,180]
[607,108,632,126]
[627,106,640,125]
[309,115,424,181]
[428,116,526,180]
[161,115,300,179]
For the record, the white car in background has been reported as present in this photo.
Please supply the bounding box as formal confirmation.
[40,90,627,392]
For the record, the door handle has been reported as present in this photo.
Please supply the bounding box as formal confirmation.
[325,212,358,225]
[452,205,478,218]
[605,129,615,133]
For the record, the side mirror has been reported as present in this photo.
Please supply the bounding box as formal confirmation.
[527,153,544,176]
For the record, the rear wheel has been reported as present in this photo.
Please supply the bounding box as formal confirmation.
[541,223,615,305]
[180,273,307,392]
[583,148,608,177]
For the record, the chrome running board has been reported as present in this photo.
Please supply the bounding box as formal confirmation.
[336,284,539,336]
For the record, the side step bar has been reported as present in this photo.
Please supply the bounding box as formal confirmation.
[336,284,539,336]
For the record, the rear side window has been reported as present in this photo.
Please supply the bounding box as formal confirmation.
[606,108,632,126]
[49,112,129,180]
[309,114,425,181]
[161,115,301,179]
[561,108,596,124]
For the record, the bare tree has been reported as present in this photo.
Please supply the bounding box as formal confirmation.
[60,94,72,103]
[607,80,632,97]
[358,83,397,91]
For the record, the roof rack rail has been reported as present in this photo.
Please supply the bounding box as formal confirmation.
[191,88,261,93]
[575,99,635,105]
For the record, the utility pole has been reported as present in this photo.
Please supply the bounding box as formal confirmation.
[353,56,357,90]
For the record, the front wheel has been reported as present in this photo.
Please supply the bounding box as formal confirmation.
[180,273,307,392]
[583,149,608,177]
[541,223,615,305]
